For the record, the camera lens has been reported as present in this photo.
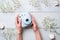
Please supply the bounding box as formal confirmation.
[26,19,29,22]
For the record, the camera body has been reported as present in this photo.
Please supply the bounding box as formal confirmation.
[18,13,32,28]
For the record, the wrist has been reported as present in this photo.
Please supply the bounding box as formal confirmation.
[34,28,39,32]
[33,28,38,32]
[16,30,22,34]
[33,26,38,32]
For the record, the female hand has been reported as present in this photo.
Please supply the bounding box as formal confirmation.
[30,14,38,32]
[30,14,42,40]
[15,14,22,34]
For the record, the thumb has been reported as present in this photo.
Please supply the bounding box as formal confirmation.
[19,19,22,26]
[19,19,22,28]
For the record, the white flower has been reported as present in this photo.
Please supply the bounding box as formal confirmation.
[0,0,20,13]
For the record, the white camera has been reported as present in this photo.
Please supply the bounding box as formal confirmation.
[18,13,32,28]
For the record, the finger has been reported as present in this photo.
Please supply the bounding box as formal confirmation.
[19,18,22,27]
[30,13,35,23]
[30,13,35,26]
[30,13,35,21]
[15,14,19,24]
